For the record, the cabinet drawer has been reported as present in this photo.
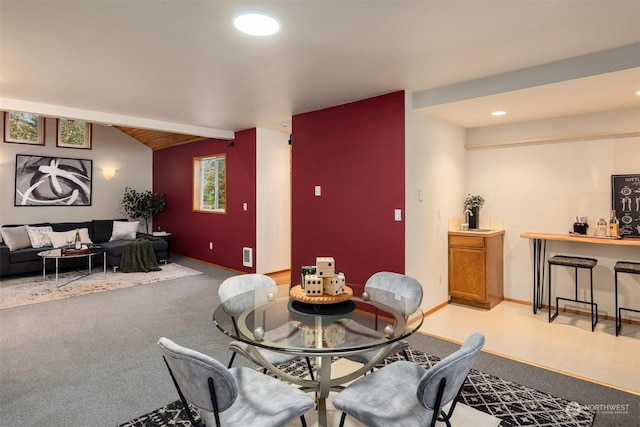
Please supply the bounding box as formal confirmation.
[449,235,485,248]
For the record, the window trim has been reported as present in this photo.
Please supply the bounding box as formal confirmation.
[193,154,226,214]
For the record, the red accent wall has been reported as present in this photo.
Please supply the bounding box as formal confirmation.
[153,129,257,272]
[291,91,405,293]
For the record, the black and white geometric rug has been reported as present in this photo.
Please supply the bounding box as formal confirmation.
[120,348,595,427]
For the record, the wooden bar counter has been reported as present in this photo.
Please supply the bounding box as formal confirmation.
[520,232,640,314]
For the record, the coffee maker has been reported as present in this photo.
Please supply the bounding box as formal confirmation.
[573,216,588,235]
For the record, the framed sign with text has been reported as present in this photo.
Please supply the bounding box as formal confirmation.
[611,174,640,238]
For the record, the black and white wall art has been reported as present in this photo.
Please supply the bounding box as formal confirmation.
[611,174,640,238]
[14,154,93,206]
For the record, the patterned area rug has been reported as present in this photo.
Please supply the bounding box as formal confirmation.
[120,348,595,427]
[0,263,202,310]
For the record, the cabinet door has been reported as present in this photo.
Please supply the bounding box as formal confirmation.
[449,247,486,301]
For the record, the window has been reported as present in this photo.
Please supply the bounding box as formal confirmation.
[193,154,226,213]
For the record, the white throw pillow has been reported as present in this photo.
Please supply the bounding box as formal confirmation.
[110,221,139,241]
[48,229,93,248]
[26,225,54,248]
[0,226,32,251]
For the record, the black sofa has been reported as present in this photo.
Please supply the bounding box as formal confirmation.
[0,219,169,279]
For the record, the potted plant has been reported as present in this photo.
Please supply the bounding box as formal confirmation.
[121,187,166,234]
[464,194,484,229]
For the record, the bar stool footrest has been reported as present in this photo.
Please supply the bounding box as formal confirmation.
[614,261,640,336]
[552,297,598,330]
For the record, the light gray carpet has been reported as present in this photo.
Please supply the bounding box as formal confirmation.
[0,257,637,426]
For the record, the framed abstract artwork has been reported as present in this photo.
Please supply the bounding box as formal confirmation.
[3,111,45,145]
[56,118,92,149]
[14,154,93,206]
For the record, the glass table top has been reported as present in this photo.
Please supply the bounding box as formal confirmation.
[37,246,107,259]
[213,284,423,356]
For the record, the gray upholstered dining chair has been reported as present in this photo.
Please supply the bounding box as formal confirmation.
[158,337,314,427]
[333,332,485,427]
[218,274,315,379]
[344,271,423,366]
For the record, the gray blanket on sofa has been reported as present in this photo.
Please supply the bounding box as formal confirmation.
[120,238,162,273]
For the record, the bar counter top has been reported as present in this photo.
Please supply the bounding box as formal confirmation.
[448,229,505,237]
[520,232,640,246]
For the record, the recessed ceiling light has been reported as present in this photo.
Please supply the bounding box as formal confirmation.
[234,13,280,36]
[491,111,507,116]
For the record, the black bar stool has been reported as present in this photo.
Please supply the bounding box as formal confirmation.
[548,255,598,331]
[614,261,640,336]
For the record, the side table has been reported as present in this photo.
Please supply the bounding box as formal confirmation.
[152,232,172,257]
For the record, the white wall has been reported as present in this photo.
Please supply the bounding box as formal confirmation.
[405,92,467,312]
[466,133,640,316]
[407,97,640,317]
[256,128,291,274]
[0,118,152,226]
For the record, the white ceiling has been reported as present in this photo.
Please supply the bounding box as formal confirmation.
[1,1,639,138]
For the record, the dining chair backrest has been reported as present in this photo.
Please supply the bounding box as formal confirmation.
[218,274,277,318]
[364,271,423,317]
[158,337,238,413]
[417,332,485,411]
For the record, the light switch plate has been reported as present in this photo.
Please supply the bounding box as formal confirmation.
[394,209,402,221]
[314,185,321,196]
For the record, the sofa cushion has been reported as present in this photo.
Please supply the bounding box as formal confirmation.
[91,219,127,243]
[26,225,54,248]
[48,229,93,248]
[9,246,47,263]
[92,220,113,243]
[51,222,92,233]
[100,237,167,259]
[110,221,139,241]
[0,226,32,251]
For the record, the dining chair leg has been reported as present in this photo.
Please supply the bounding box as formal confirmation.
[338,412,347,427]
[305,357,315,381]
[227,352,236,369]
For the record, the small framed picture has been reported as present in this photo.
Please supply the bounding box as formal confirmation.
[3,111,46,145]
[56,118,92,149]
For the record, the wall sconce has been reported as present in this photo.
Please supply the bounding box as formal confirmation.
[102,168,116,181]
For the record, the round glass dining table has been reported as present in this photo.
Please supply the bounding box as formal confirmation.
[213,284,423,427]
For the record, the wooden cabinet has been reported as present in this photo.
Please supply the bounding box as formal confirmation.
[448,230,504,309]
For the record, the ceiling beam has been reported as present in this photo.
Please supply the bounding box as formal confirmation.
[413,43,640,109]
[0,98,235,140]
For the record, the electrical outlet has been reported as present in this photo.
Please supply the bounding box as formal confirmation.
[209,242,213,250]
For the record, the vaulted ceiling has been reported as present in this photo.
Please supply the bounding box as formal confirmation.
[1,1,639,150]
[113,127,209,151]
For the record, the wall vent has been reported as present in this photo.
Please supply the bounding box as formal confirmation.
[242,247,253,267]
